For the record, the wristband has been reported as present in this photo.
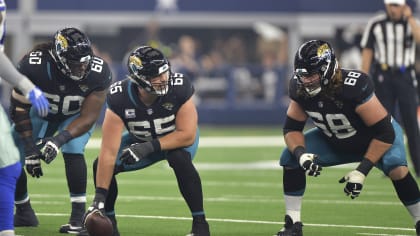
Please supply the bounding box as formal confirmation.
[55,130,73,146]
[293,146,305,159]
[95,187,108,201]
[151,139,161,152]
[356,158,374,176]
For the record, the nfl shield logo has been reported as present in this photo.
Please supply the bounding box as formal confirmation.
[318,101,323,108]
[147,108,153,115]
[125,109,135,118]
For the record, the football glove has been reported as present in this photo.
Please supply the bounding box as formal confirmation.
[298,153,322,177]
[27,86,49,117]
[39,131,73,164]
[339,170,366,199]
[83,188,107,226]
[119,140,160,165]
[25,148,44,178]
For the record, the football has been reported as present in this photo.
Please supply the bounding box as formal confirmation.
[85,211,113,236]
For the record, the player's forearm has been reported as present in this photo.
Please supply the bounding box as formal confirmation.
[0,52,35,96]
[96,157,116,190]
[158,129,196,150]
[364,139,392,164]
[284,131,305,153]
[64,117,96,138]
[65,104,102,138]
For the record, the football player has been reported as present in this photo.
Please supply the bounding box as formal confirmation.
[10,27,112,234]
[276,40,420,236]
[0,1,49,235]
[81,46,210,236]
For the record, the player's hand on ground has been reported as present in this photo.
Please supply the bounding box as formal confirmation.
[25,149,44,178]
[339,170,365,199]
[27,86,49,117]
[298,153,322,176]
[83,190,106,226]
[119,141,155,165]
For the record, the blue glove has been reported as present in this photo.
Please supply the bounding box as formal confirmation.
[27,87,49,117]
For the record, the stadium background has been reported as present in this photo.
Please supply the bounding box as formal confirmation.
[1,0,418,125]
[3,1,420,235]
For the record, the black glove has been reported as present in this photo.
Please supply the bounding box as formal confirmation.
[39,131,73,164]
[294,146,322,177]
[83,188,108,226]
[25,152,44,178]
[119,140,161,165]
[339,170,365,199]
[339,159,374,199]
[22,137,44,178]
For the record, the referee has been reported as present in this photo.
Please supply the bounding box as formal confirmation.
[361,0,420,177]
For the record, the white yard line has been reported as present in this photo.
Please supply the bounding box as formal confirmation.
[87,136,285,148]
[34,212,415,233]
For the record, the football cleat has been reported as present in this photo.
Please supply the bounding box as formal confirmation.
[14,205,39,227]
[76,228,89,236]
[415,220,420,236]
[59,223,84,234]
[108,215,120,236]
[186,220,210,236]
[274,215,303,236]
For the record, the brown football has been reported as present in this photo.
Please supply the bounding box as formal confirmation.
[85,211,113,236]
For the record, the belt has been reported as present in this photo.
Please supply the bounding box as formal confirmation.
[377,64,413,74]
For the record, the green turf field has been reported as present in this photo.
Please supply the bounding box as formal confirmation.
[15,127,418,236]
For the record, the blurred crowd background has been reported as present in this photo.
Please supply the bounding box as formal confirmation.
[1,0,419,125]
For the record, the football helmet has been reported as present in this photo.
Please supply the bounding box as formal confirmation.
[52,27,93,82]
[294,40,337,97]
[127,46,170,96]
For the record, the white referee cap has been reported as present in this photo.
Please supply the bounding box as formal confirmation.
[384,0,405,5]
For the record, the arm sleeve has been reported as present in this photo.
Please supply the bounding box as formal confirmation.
[0,52,35,96]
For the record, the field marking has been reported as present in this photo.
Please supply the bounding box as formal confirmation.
[357,233,412,236]
[34,212,415,233]
[87,136,285,148]
[29,194,402,206]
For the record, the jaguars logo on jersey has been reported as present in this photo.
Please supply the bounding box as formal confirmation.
[162,102,174,111]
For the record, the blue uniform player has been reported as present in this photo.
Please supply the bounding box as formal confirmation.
[0,1,49,235]
[10,27,112,234]
[276,40,420,236]
[81,46,210,236]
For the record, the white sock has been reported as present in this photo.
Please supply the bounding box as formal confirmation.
[406,202,420,224]
[284,195,303,223]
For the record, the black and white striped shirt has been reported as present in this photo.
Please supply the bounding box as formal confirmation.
[361,13,417,70]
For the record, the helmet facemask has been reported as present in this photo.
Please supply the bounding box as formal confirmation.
[295,69,322,97]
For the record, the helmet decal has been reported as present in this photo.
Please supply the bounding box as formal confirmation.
[129,55,143,71]
[55,34,68,53]
[317,43,331,59]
